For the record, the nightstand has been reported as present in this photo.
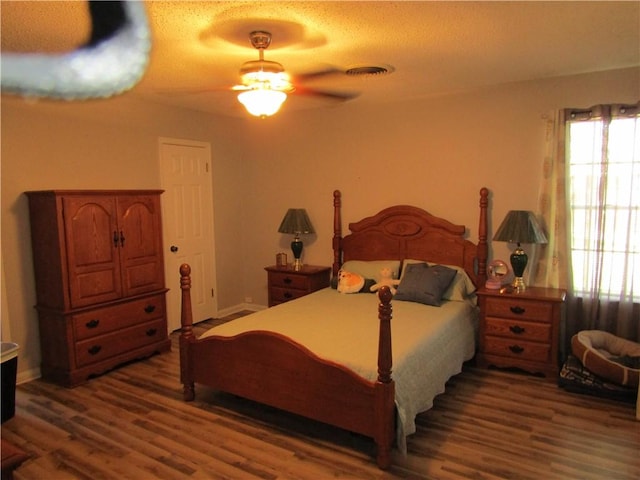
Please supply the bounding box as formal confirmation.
[265,265,331,307]
[477,286,566,378]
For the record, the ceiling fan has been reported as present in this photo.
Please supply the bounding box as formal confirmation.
[233,31,362,117]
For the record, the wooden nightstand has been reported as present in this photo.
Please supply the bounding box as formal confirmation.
[265,265,331,307]
[476,286,566,378]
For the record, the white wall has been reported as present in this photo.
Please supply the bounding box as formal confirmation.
[1,66,638,381]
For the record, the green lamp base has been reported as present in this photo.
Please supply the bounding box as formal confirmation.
[510,244,528,293]
[291,237,303,271]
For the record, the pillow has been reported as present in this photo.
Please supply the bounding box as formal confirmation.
[340,260,401,281]
[395,262,457,306]
[401,259,476,302]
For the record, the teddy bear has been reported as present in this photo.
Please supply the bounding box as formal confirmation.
[337,269,365,294]
[369,267,401,295]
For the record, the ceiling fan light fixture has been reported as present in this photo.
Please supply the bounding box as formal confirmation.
[240,70,291,91]
[237,88,287,118]
[240,59,285,76]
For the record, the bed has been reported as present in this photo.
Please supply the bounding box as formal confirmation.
[179,188,489,468]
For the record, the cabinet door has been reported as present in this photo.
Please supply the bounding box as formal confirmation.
[63,196,123,308]
[117,195,165,297]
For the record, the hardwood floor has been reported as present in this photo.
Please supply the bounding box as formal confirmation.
[2,313,638,480]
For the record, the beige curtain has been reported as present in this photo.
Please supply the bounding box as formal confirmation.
[536,104,640,359]
[535,111,570,290]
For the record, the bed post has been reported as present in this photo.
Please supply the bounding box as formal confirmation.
[477,187,489,286]
[332,190,342,278]
[374,286,395,470]
[179,263,195,401]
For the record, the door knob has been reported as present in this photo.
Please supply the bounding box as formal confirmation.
[170,245,178,252]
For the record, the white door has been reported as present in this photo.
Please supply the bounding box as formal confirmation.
[159,138,217,331]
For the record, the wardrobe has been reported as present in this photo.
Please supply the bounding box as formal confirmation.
[25,190,170,387]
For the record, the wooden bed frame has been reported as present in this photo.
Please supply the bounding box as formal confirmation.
[179,188,488,469]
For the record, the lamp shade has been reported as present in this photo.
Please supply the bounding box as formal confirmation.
[237,88,287,117]
[493,210,548,245]
[278,209,315,235]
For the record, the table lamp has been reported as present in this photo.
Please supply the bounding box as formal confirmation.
[278,208,315,271]
[493,210,548,293]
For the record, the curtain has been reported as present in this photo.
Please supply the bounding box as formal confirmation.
[536,103,640,358]
[535,111,570,290]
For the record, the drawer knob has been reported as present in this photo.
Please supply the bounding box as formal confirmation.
[85,319,100,329]
[510,306,525,315]
[146,328,157,336]
[283,277,293,285]
[509,344,524,354]
[144,305,156,314]
[88,345,102,355]
[284,292,293,299]
[509,325,525,334]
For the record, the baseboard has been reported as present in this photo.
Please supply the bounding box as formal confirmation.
[17,367,40,385]
[215,302,266,319]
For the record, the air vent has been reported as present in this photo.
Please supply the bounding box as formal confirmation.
[345,65,394,77]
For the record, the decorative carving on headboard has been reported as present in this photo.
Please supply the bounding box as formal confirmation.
[383,220,421,237]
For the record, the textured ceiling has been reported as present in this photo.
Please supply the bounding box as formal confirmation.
[2,1,639,117]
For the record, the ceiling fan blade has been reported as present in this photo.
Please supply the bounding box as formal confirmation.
[293,67,345,83]
[294,86,360,101]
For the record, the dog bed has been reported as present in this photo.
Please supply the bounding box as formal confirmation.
[571,330,640,387]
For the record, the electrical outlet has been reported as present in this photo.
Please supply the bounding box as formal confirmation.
[245,296,253,303]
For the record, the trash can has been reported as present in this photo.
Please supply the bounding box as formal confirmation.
[1,342,19,423]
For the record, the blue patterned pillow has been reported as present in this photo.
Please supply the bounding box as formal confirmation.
[395,262,457,306]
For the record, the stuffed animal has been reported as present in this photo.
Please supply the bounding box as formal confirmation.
[370,267,401,295]
[337,270,365,294]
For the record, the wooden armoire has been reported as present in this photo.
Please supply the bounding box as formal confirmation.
[25,190,171,387]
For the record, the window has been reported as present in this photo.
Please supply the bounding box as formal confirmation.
[566,104,639,302]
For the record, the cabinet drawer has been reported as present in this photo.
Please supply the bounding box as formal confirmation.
[483,336,550,363]
[72,294,165,341]
[75,318,166,367]
[268,271,310,290]
[269,286,308,304]
[485,317,551,343]
[485,297,552,322]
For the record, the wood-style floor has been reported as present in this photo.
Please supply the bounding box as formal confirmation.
[2,313,638,480]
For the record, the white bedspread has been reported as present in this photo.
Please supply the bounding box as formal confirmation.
[201,288,478,452]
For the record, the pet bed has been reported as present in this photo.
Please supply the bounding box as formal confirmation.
[571,330,640,387]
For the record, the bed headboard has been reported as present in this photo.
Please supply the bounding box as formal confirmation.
[332,188,488,288]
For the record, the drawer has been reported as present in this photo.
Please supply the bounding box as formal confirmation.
[75,318,166,367]
[484,297,552,323]
[483,336,550,363]
[72,294,165,341]
[268,271,310,290]
[485,317,551,343]
[269,286,308,304]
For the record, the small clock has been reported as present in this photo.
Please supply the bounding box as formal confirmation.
[486,259,509,290]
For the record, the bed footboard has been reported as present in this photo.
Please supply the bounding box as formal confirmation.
[178,264,396,469]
